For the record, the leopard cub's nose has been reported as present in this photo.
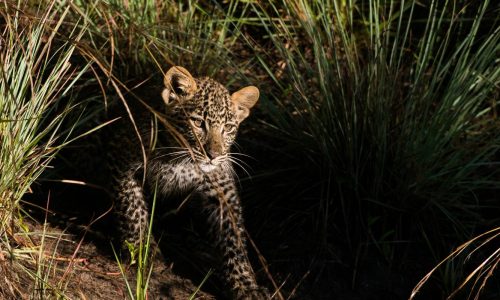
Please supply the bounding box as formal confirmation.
[207,148,220,160]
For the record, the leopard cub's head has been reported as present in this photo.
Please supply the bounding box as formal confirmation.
[161,66,259,172]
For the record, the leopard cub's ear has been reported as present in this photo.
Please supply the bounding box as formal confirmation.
[231,86,259,122]
[162,66,197,105]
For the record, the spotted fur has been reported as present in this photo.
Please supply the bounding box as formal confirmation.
[103,66,268,299]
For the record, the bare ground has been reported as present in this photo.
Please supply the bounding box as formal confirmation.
[0,218,214,300]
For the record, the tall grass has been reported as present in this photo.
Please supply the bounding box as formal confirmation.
[0,0,88,298]
[71,0,251,88]
[0,1,86,232]
[246,0,500,295]
[411,227,500,299]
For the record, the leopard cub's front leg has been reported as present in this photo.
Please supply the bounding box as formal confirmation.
[113,168,151,247]
[199,172,270,299]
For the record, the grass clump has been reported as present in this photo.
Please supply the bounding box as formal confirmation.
[245,0,500,296]
[0,1,84,217]
[71,0,250,87]
[0,0,88,298]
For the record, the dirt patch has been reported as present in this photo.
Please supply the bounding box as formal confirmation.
[0,218,214,300]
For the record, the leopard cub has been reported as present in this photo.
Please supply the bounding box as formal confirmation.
[104,66,268,299]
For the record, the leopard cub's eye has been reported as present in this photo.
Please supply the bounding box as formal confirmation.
[224,124,236,134]
[191,118,204,128]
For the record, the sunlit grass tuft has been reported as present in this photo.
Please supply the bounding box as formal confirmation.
[0,0,88,297]
[0,0,87,233]
[71,0,252,85]
[411,227,500,299]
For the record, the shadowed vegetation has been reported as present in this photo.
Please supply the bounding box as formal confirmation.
[1,0,499,299]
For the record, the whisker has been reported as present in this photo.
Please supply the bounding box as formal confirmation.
[232,141,243,151]
[154,146,188,151]
[154,150,190,160]
[228,155,252,171]
[227,157,252,178]
[166,150,190,155]
[170,153,192,164]
[227,152,256,163]
[222,162,240,182]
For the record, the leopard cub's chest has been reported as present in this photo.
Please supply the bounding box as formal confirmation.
[145,158,228,196]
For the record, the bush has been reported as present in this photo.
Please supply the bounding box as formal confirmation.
[242,0,499,296]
